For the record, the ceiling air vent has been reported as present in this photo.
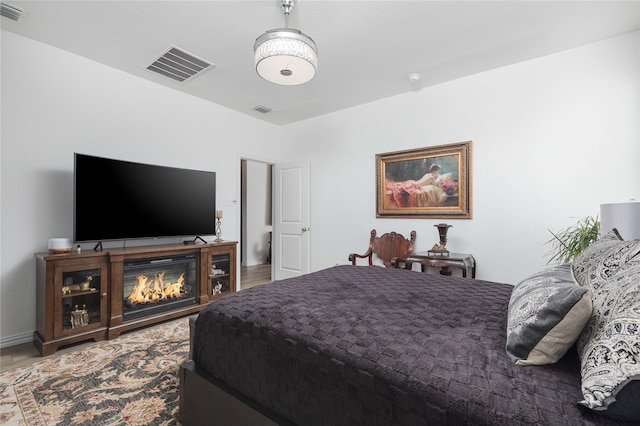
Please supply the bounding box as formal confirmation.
[1,1,28,22]
[252,105,273,114]
[146,46,213,83]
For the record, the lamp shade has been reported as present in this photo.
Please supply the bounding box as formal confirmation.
[600,201,640,240]
[254,28,317,86]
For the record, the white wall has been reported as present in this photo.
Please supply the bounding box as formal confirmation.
[282,32,640,284]
[0,31,282,346]
[241,160,272,266]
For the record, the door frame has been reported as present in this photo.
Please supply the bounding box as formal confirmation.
[236,153,278,290]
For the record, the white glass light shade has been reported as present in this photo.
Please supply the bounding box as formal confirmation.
[600,201,640,240]
[254,28,317,86]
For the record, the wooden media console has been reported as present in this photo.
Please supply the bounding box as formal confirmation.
[34,241,236,356]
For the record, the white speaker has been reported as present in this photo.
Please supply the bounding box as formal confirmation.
[48,237,73,254]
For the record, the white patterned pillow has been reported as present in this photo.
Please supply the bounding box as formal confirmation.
[573,232,640,422]
[572,229,624,286]
[506,264,592,366]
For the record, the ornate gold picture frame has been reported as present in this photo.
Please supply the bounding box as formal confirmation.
[376,141,472,219]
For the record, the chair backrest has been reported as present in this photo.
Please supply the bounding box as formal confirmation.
[349,229,417,267]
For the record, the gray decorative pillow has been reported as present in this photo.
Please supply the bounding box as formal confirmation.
[574,234,640,422]
[506,264,592,366]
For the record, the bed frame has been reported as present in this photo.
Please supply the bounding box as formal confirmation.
[180,315,293,426]
[179,360,294,426]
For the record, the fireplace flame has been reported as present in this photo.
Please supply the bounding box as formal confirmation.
[127,272,186,305]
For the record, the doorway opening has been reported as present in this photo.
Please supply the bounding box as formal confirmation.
[240,159,274,290]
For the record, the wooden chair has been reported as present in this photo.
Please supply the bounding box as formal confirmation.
[349,229,417,267]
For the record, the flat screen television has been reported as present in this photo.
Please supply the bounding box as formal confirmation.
[74,153,216,243]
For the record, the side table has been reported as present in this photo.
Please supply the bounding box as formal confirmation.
[405,251,476,278]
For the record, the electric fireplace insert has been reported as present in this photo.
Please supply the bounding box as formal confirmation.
[122,254,197,321]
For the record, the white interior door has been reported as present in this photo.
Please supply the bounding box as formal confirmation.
[274,161,310,280]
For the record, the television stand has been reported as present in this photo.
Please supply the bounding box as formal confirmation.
[184,236,208,245]
[34,241,237,355]
[93,242,103,251]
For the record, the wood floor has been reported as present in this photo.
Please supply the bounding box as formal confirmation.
[1,332,102,373]
[0,264,272,373]
[240,263,272,290]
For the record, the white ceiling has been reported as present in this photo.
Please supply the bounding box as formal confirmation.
[2,1,639,125]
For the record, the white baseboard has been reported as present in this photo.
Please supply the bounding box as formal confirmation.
[0,331,33,349]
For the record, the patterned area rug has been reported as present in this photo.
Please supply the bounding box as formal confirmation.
[0,318,189,425]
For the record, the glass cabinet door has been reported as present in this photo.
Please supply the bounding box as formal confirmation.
[54,262,107,338]
[210,253,231,297]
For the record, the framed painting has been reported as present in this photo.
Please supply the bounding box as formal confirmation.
[376,141,472,219]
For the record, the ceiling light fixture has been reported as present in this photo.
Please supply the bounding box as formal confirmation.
[254,0,317,86]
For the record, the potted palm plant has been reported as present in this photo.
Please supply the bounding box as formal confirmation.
[546,216,600,264]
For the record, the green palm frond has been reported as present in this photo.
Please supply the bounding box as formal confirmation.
[546,216,600,264]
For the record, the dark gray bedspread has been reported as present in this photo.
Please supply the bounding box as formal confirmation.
[193,265,622,425]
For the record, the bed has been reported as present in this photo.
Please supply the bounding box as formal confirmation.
[181,262,636,425]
